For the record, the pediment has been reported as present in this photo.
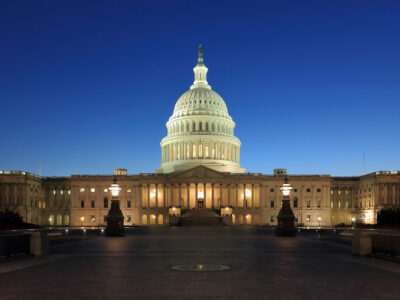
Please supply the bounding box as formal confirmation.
[171,165,227,179]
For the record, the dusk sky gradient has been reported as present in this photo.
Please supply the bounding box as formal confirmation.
[1,0,399,177]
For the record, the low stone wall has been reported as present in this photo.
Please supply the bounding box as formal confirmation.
[340,229,400,257]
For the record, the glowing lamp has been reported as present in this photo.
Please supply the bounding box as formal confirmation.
[280,177,292,197]
[80,216,84,222]
[109,177,121,197]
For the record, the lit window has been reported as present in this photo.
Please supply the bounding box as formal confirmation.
[91,215,95,223]
[80,188,85,193]
[307,215,311,222]
[306,200,311,208]
[53,190,56,195]
[127,189,132,193]
[330,190,333,195]
[127,215,131,222]
[61,190,64,195]
[270,216,275,222]
[68,190,71,195]
[91,188,95,193]
[104,188,108,192]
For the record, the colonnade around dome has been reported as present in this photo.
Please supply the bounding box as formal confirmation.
[161,141,240,164]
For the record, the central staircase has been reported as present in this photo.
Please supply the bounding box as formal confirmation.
[179,209,224,226]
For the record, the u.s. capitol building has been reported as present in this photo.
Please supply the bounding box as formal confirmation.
[1,47,399,227]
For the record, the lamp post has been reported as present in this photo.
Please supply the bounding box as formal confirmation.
[105,177,125,236]
[274,176,296,236]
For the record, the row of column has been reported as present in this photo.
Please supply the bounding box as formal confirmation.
[161,141,239,163]
[141,183,257,209]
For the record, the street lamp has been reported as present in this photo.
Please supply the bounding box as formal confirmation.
[105,176,125,236]
[275,176,296,236]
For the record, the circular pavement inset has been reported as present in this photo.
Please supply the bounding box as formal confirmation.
[171,264,230,272]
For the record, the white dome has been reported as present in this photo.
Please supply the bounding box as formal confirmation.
[172,87,229,119]
[157,46,244,174]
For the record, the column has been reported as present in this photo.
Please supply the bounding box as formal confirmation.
[212,183,215,209]
[155,184,159,207]
[179,184,182,207]
[163,184,166,207]
[204,183,207,207]
[235,184,239,208]
[220,184,223,208]
[147,184,150,208]
[186,183,190,208]
[170,184,174,207]
[251,184,255,208]
[195,183,198,208]
[244,184,247,208]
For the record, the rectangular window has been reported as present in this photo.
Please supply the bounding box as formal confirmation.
[104,215,107,222]
[104,197,108,208]
[91,188,95,193]
[127,200,131,208]
[127,189,132,193]
[80,188,85,193]
[293,198,298,208]
[317,200,321,208]
[270,189,274,192]
[53,190,56,195]
[68,190,71,195]
[81,200,84,208]
[271,200,275,208]
[127,215,131,222]
[307,215,311,222]
[306,188,311,192]
[306,200,311,208]
[61,190,64,195]
[91,215,95,222]
[91,200,95,208]
[270,216,275,222]
[104,188,108,192]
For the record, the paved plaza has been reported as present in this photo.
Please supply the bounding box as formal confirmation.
[1,227,400,299]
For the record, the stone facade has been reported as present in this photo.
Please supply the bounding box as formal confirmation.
[1,168,399,227]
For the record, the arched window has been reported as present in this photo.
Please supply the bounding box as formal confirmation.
[158,214,163,225]
[64,215,70,225]
[48,215,54,226]
[150,214,156,225]
[142,214,148,225]
[57,215,62,225]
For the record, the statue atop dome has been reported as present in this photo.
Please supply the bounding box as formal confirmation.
[197,45,204,66]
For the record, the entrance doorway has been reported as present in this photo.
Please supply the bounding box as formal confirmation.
[197,200,204,210]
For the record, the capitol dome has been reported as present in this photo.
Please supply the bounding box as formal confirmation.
[157,46,245,174]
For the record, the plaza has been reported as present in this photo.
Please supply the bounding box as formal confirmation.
[1,227,400,299]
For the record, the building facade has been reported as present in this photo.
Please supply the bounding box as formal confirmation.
[1,48,399,227]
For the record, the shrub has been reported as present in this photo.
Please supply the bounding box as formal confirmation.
[377,208,400,225]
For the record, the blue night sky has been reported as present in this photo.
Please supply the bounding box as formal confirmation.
[1,0,399,177]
